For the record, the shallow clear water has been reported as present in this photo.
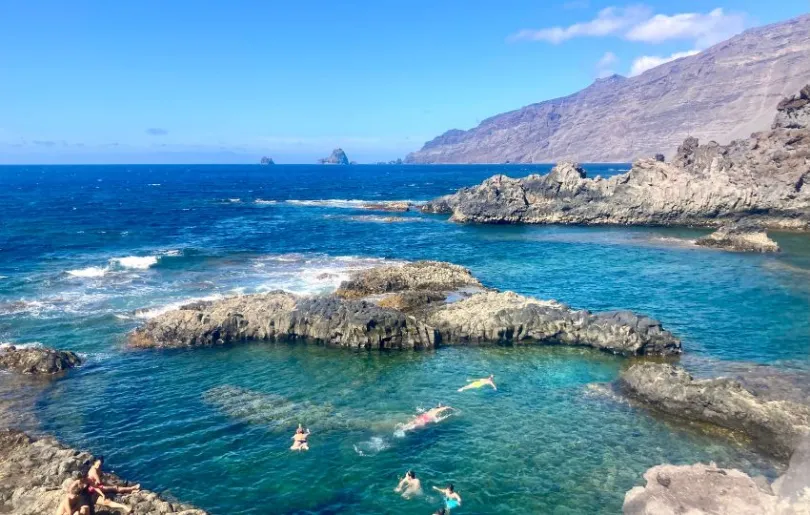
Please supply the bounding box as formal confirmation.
[1,164,809,514]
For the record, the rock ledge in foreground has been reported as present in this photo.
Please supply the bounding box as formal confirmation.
[0,345,82,375]
[620,363,810,460]
[0,429,206,514]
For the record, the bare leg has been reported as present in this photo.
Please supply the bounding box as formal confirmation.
[97,498,132,514]
[110,484,140,494]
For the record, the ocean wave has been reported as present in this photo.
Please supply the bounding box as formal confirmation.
[148,183,161,187]
[67,266,109,278]
[254,254,399,295]
[113,255,158,269]
[254,199,277,205]
[227,198,242,203]
[0,341,43,350]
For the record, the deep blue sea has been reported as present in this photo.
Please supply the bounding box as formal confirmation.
[1,164,809,514]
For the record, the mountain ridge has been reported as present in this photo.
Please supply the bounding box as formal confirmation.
[406,14,810,164]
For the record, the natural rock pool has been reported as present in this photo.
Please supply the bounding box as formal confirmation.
[1,164,809,513]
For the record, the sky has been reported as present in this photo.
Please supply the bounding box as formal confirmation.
[0,0,807,164]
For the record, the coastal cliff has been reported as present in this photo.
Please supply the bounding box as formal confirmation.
[406,15,810,164]
[129,261,680,356]
[423,85,810,230]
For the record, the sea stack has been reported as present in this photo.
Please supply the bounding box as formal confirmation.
[318,148,350,165]
[260,156,275,165]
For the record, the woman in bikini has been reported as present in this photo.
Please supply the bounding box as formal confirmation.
[291,424,310,451]
[433,484,461,512]
[458,374,496,392]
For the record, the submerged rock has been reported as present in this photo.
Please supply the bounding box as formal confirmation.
[696,224,780,252]
[0,429,205,514]
[620,363,810,460]
[358,201,413,212]
[129,261,680,356]
[423,85,810,230]
[0,345,82,375]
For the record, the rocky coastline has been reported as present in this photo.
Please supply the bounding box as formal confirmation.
[0,429,206,515]
[619,363,810,461]
[128,261,680,356]
[0,344,82,375]
[422,85,810,231]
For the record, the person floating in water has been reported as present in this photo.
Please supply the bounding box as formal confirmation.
[458,374,496,392]
[291,424,310,451]
[394,469,422,499]
[401,404,455,432]
[88,456,141,496]
[433,484,461,511]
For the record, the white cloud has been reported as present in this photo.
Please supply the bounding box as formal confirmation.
[630,49,700,76]
[510,5,651,43]
[596,51,619,77]
[511,6,746,49]
[625,8,746,48]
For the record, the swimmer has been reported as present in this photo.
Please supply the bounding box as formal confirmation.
[291,424,310,451]
[394,470,422,499]
[433,484,461,511]
[458,374,496,392]
[401,404,455,432]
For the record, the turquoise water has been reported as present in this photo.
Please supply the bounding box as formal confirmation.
[1,164,809,513]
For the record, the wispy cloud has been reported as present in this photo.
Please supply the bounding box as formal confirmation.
[630,49,700,76]
[146,128,168,136]
[625,8,745,48]
[509,6,651,43]
[32,140,56,147]
[510,5,746,48]
[596,51,619,78]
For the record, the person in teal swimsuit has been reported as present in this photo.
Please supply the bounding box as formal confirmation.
[433,484,461,511]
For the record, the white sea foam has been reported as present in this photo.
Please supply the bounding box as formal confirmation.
[148,183,161,186]
[163,249,182,257]
[254,199,277,205]
[353,436,390,456]
[285,199,424,209]
[68,266,108,278]
[0,341,43,350]
[0,275,7,280]
[227,198,242,203]
[133,294,224,319]
[113,255,159,269]
[254,255,400,295]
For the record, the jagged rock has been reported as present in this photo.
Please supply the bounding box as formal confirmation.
[619,363,810,460]
[0,429,206,515]
[422,84,810,230]
[259,156,275,165]
[335,261,482,298]
[0,345,82,375]
[623,437,810,514]
[425,291,680,355]
[774,85,810,129]
[406,15,810,164]
[318,148,349,165]
[654,154,665,162]
[696,224,781,252]
[129,262,680,356]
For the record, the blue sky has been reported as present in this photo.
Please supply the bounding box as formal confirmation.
[1,0,807,164]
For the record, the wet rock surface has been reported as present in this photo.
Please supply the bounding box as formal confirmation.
[620,363,810,460]
[0,429,206,514]
[696,224,781,252]
[129,261,680,355]
[423,85,810,230]
[0,345,82,375]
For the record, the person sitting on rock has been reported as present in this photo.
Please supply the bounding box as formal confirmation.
[291,424,310,451]
[458,374,496,392]
[55,477,92,515]
[88,456,140,496]
[394,469,422,498]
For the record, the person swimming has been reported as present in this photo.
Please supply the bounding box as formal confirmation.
[400,404,455,432]
[394,469,422,499]
[291,424,310,451]
[458,374,496,392]
[433,483,461,511]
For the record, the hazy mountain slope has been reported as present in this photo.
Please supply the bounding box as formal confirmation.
[405,14,810,164]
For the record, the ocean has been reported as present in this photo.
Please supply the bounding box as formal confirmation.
[1,163,809,514]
